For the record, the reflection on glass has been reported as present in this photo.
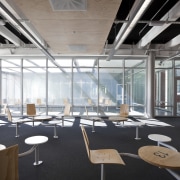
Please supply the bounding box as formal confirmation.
[155,68,173,116]
[1,60,21,115]
[73,67,98,114]
[23,69,46,115]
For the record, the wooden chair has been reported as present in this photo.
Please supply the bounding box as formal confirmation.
[88,98,94,111]
[120,104,129,117]
[56,103,71,127]
[0,144,19,180]
[6,107,31,137]
[81,126,125,180]
[27,104,36,126]
[108,104,129,126]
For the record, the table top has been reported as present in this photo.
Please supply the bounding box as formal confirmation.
[0,144,6,150]
[48,120,61,124]
[131,121,145,126]
[25,135,48,145]
[138,145,180,170]
[34,115,52,121]
[148,134,171,142]
[108,116,128,121]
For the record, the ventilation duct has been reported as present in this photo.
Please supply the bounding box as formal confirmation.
[49,0,87,11]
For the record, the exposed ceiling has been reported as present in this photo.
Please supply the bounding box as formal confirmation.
[0,0,180,60]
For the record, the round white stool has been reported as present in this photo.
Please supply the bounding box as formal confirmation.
[25,135,48,165]
[148,134,171,146]
[0,144,6,150]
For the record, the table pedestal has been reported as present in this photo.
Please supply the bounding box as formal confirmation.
[49,120,61,138]
[131,122,144,140]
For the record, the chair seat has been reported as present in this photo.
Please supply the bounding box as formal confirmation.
[12,118,32,123]
[85,116,102,121]
[108,116,128,121]
[90,149,125,165]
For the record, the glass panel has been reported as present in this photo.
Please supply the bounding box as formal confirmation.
[125,59,146,67]
[99,59,123,67]
[55,59,72,67]
[73,67,98,115]
[175,60,180,67]
[48,68,72,115]
[176,79,180,116]
[1,59,21,67]
[175,69,180,77]
[155,69,173,116]
[23,66,46,115]
[125,69,145,115]
[99,68,123,115]
[73,59,96,67]
[1,60,21,115]
[155,60,172,68]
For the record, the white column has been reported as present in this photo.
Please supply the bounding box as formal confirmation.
[146,51,155,118]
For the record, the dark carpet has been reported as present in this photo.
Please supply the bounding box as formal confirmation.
[0,116,180,180]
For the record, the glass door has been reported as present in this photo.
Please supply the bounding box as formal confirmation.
[175,78,180,116]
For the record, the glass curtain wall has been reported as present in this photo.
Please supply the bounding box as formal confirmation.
[125,60,146,115]
[23,59,46,115]
[1,59,21,115]
[1,56,147,116]
[48,59,72,115]
[73,59,98,116]
[99,58,146,116]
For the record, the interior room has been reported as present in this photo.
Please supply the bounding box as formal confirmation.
[0,0,180,179]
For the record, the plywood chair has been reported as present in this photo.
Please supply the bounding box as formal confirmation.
[27,104,36,126]
[56,103,71,127]
[88,98,94,111]
[81,126,125,180]
[120,104,129,117]
[0,144,19,180]
[6,107,31,137]
[108,104,129,126]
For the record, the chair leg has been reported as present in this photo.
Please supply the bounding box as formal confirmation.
[101,164,105,180]
[92,120,95,133]
[53,124,58,138]
[62,116,64,127]
[15,123,19,138]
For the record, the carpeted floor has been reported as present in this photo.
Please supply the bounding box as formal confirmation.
[0,116,180,180]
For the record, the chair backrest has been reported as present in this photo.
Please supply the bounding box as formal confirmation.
[36,98,42,105]
[27,104,36,116]
[63,103,71,116]
[120,104,129,117]
[88,99,92,105]
[0,144,19,180]
[6,107,12,122]
[63,98,69,105]
[81,126,90,159]
[2,104,7,114]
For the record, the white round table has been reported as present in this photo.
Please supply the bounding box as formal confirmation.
[0,144,6,150]
[25,135,48,165]
[148,134,171,146]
